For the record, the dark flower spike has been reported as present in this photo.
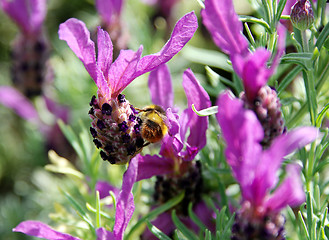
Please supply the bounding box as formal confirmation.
[1,0,50,98]
[59,13,197,164]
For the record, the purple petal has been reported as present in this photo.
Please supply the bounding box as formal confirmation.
[201,0,249,56]
[44,96,70,123]
[194,201,216,232]
[108,47,143,98]
[133,12,198,77]
[13,220,80,240]
[216,92,263,185]
[238,48,272,102]
[136,154,174,181]
[58,18,108,96]
[95,0,123,26]
[182,69,211,149]
[0,86,39,122]
[249,126,318,205]
[96,227,115,240]
[97,27,113,80]
[148,64,174,109]
[95,181,120,199]
[264,127,318,173]
[265,164,305,212]
[1,0,46,35]
[166,108,180,136]
[113,155,138,239]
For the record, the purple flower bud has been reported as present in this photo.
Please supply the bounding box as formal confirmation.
[290,0,314,31]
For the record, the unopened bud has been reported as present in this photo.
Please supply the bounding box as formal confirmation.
[290,0,314,31]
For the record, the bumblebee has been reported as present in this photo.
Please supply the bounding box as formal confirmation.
[136,105,168,144]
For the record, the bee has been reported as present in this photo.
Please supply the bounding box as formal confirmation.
[135,105,168,144]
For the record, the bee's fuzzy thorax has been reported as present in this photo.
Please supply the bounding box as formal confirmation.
[89,94,144,165]
[137,105,168,144]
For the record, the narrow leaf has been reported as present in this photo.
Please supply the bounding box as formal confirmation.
[316,22,329,50]
[172,210,199,240]
[188,203,207,232]
[277,65,302,95]
[316,103,329,128]
[275,0,287,23]
[146,220,172,240]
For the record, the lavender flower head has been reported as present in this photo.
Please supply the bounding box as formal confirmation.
[1,0,50,98]
[58,12,198,164]
[216,92,318,239]
[137,65,215,238]
[202,0,286,147]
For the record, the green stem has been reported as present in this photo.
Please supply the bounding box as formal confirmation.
[301,30,317,126]
[306,142,316,192]
[301,30,309,52]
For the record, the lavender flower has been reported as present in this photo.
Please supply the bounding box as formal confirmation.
[13,155,139,240]
[216,92,318,239]
[0,0,50,98]
[58,12,197,164]
[202,0,286,146]
[95,0,127,57]
[137,65,215,238]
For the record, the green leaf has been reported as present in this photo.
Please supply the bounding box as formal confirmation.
[172,210,199,240]
[126,192,184,239]
[277,65,303,95]
[316,22,329,50]
[239,15,271,32]
[96,191,101,228]
[192,104,218,117]
[188,203,207,232]
[146,220,172,240]
[85,202,114,221]
[316,103,329,128]
[205,229,212,240]
[298,210,310,239]
[58,120,84,163]
[205,66,235,91]
[307,192,314,238]
[275,0,287,24]
[280,53,312,69]
[60,188,94,229]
